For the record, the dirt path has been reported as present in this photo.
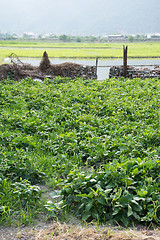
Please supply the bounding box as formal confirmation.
[0,221,160,240]
[1,185,160,239]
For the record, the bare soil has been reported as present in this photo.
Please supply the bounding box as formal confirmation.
[0,221,160,240]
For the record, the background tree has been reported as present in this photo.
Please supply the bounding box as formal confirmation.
[128,35,135,42]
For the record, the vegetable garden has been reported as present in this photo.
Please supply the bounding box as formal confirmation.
[0,76,160,227]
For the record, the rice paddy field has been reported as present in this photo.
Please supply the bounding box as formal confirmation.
[0,41,160,58]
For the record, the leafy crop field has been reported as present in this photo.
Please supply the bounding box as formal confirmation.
[0,77,160,227]
[0,41,160,58]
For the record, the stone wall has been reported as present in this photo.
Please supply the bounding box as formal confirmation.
[109,65,160,79]
[44,62,97,80]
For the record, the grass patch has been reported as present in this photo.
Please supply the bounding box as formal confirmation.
[0,57,4,65]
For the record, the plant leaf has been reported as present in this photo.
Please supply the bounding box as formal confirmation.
[82,211,91,221]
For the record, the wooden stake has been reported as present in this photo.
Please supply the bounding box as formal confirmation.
[123,45,128,77]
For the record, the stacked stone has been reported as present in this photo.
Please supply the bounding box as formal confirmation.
[109,66,124,78]
[109,65,160,79]
[58,65,97,79]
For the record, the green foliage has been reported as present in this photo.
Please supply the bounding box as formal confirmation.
[44,190,64,218]
[0,76,159,226]
[0,177,42,225]
[59,35,72,42]
[58,157,160,225]
[0,150,45,184]
[128,36,135,42]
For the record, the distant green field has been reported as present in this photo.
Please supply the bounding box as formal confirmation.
[0,41,160,59]
[0,41,110,48]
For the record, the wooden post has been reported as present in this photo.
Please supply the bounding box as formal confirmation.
[123,45,128,77]
[96,57,98,77]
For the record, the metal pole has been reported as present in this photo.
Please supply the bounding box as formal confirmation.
[96,57,99,77]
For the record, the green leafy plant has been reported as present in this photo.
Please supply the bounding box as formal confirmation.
[44,190,64,218]
[58,162,160,226]
[0,77,159,226]
[0,177,42,225]
[0,150,46,184]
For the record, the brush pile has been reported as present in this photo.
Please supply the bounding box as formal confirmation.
[0,51,97,81]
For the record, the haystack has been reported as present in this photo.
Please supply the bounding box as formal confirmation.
[39,51,51,72]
